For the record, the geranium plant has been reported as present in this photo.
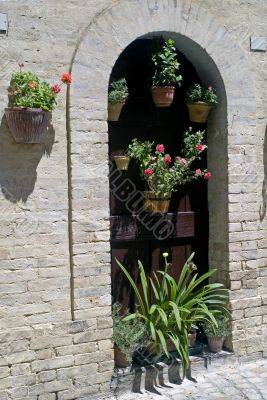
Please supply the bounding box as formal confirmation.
[108,78,129,104]
[151,38,182,87]
[126,128,211,198]
[186,83,218,104]
[8,64,72,112]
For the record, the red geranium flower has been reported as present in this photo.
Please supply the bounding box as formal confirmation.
[156,144,165,154]
[196,143,204,152]
[144,168,154,177]
[208,86,213,91]
[204,171,212,180]
[52,84,61,94]
[196,169,202,176]
[29,81,36,89]
[61,73,72,84]
[165,154,171,166]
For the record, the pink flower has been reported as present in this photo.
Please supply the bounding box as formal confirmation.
[144,168,154,177]
[8,91,14,97]
[18,63,24,69]
[52,84,61,94]
[204,171,212,180]
[196,143,204,152]
[156,144,165,154]
[175,156,188,166]
[29,81,36,89]
[61,73,72,84]
[165,154,171,166]
[196,169,202,176]
[208,86,213,91]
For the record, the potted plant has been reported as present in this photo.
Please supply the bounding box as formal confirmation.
[5,64,72,143]
[150,38,182,107]
[126,128,211,213]
[186,83,218,123]
[203,312,231,353]
[112,303,147,368]
[116,252,227,376]
[108,78,129,121]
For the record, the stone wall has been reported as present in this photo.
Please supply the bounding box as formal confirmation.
[0,0,266,398]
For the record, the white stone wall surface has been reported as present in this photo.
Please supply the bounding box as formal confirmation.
[0,0,266,398]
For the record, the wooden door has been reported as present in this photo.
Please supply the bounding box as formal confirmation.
[109,38,209,311]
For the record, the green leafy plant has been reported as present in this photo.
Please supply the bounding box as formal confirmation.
[151,38,182,87]
[126,128,211,198]
[116,253,228,376]
[112,303,148,362]
[108,78,129,103]
[186,83,218,104]
[203,312,231,337]
[7,65,72,112]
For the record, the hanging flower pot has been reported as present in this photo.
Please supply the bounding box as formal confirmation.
[108,78,128,121]
[6,64,72,144]
[5,108,51,143]
[108,101,125,121]
[143,191,171,213]
[151,86,175,107]
[113,155,130,170]
[186,84,217,123]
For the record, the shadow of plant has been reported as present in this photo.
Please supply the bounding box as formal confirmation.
[0,114,55,203]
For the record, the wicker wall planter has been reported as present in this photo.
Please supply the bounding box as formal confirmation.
[5,108,51,144]
[187,102,213,123]
[108,101,125,121]
[143,191,171,213]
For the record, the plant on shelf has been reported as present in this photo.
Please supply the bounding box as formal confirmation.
[150,38,182,107]
[186,83,218,123]
[116,252,228,376]
[5,64,72,143]
[112,302,148,367]
[126,128,211,213]
[203,311,231,353]
[108,78,129,121]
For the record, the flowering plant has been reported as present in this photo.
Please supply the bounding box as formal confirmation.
[151,38,182,87]
[7,64,72,112]
[126,128,211,198]
[186,83,217,104]
[108,78,128,103]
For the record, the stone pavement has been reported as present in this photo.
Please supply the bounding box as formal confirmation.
[108,358,267,400]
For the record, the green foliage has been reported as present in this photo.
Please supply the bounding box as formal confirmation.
[112,303,148,362]
[116,253,228,376]
[8,71,57,112]
[151,38,182,87]
[108,78,129,103]
[126,129,209,198]
[186,83,218,104]
[203,312,231,337]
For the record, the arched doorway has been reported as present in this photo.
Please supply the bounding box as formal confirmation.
[109,35,210,313]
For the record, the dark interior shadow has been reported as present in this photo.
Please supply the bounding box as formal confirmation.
[0,115,55,203]
[259,125,267,221]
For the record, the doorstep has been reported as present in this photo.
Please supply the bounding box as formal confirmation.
[111,348,235,396]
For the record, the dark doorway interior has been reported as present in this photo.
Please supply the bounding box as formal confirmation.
[109,37,209,312]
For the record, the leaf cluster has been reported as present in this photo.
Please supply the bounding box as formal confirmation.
[151,38,182,87]
[112,303,148,361]
[108,78,129,103]
[116,253,228,376]
[203,312,231,337]
[8,71,57,112]
[186,83,218,104]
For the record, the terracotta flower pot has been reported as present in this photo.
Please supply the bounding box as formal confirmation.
[5,107,51,144]
[113,155,130,170]
[187,102,213,123]
[207,336,225,352]
[114,345,131,368]
[151,86,175,107]
[143,191,171,213]
[188,330,197,347]
[108,101,125,121]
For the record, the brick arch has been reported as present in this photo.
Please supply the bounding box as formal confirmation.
[70,0,257,356]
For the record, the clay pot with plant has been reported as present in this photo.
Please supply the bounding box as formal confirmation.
[186,83,218,123]
[5,64,72,143]
[108,78,129,121]
[126,128,211,213]
[150,38,182,107]
[203,312,231,353]
[112,303,147,368]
